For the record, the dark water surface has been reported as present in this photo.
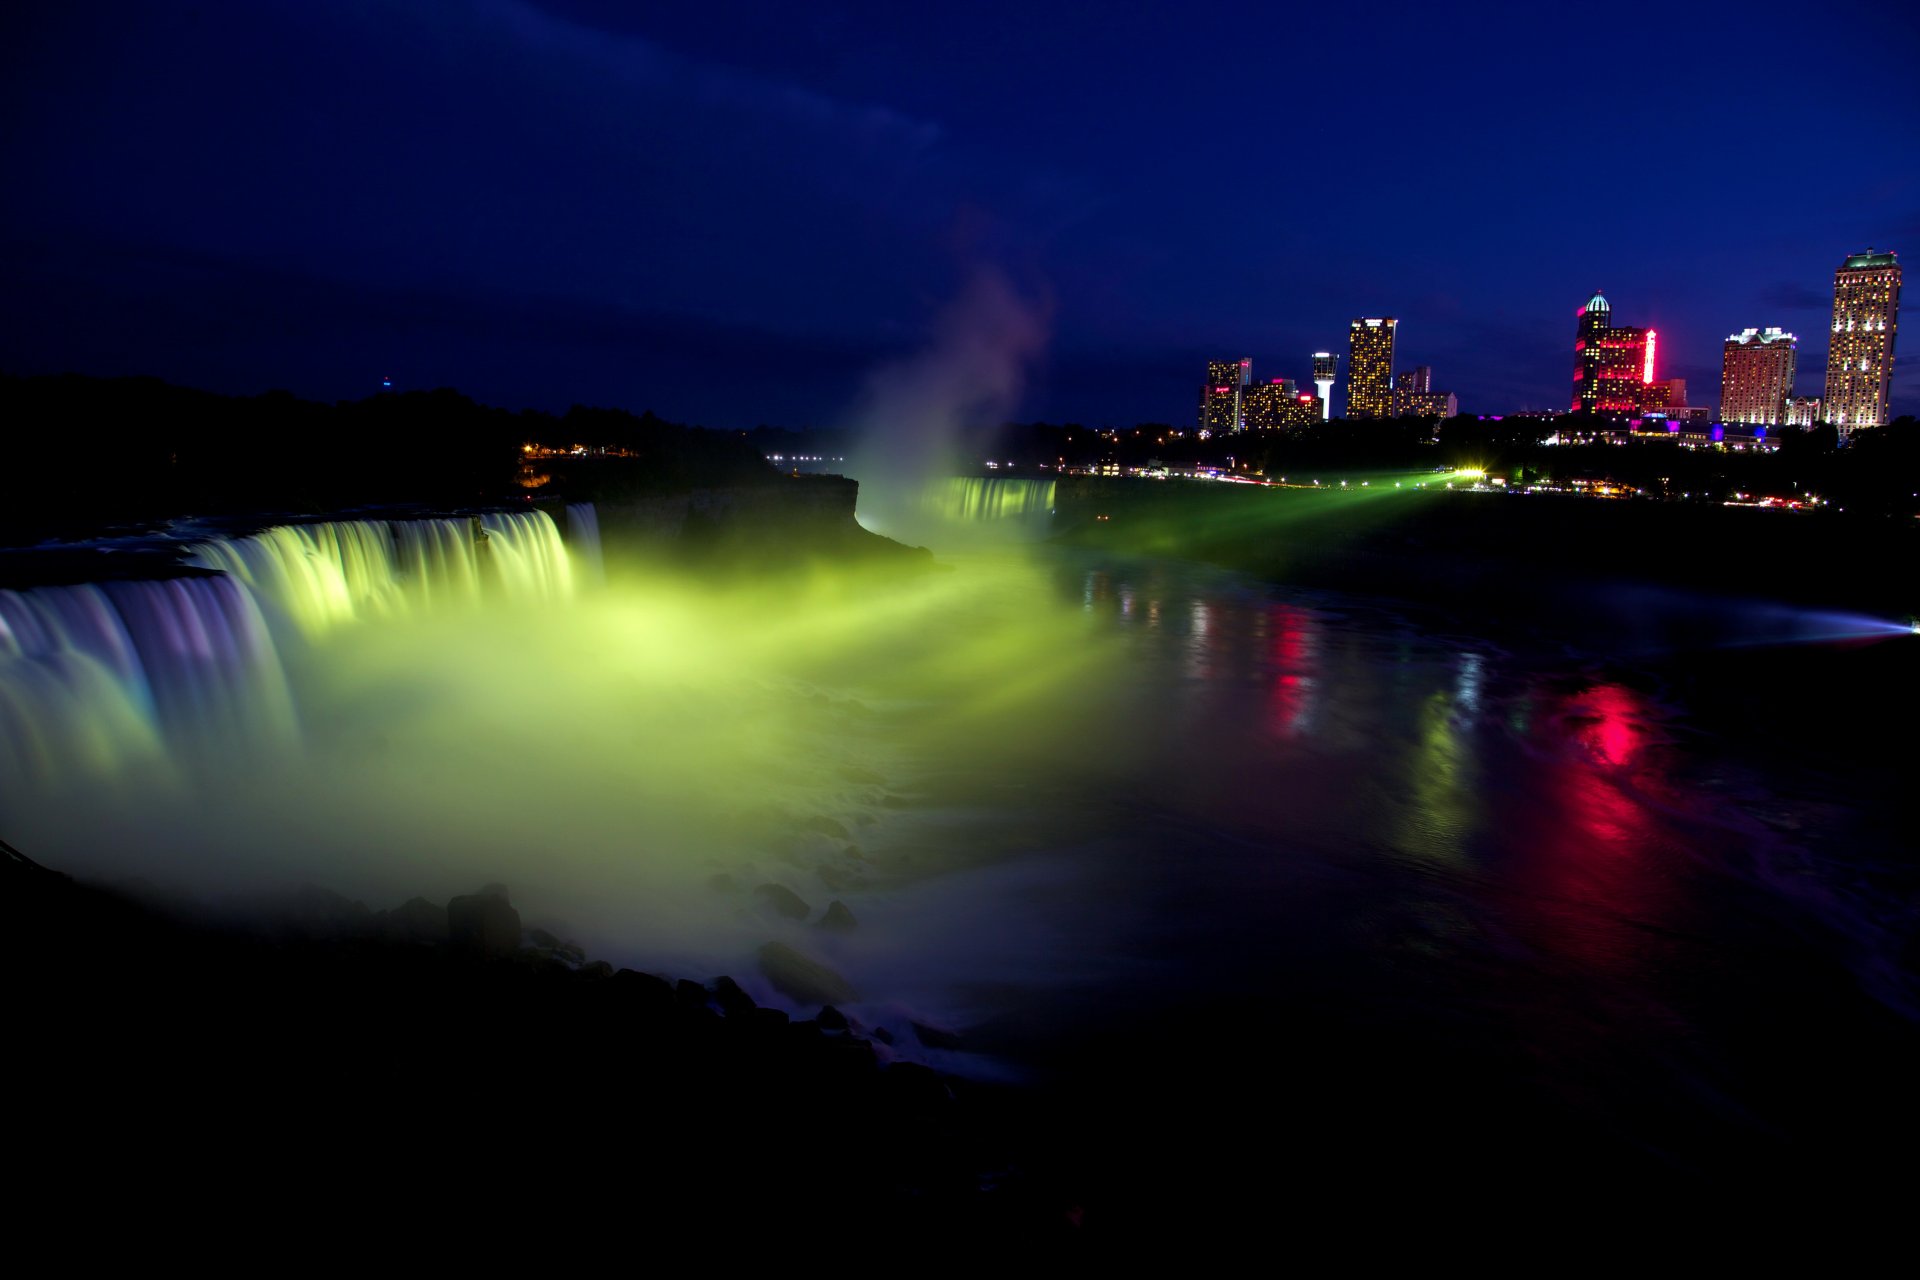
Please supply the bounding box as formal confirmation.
[897,548,1920,1237]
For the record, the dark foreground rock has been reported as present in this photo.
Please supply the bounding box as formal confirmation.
[0,845,1073,1251]
[758,940,859,1005]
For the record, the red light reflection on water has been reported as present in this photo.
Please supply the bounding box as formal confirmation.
[1568,683,1646,768]
[1267,606,1317,738]
[1507,682,1678,973]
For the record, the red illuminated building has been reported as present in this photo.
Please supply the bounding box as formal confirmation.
[1572,291,1658,415]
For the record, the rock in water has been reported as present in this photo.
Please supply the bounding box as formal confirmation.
[447,889,521,956]
[757,942,858,1006]
[380,896,448,944]
[910,1021,964,1050]
[753,883,811,920]
[817,900,857,933]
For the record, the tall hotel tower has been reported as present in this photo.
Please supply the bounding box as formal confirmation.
[1823,249,1901,435]
[1311,352,1336,420]
[1720,327,1796,425]
[1345,319,1396,419]
[1199,357,1253,433]
[1572,291,1656,415]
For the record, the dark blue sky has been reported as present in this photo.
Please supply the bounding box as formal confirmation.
[4,0,1916,426]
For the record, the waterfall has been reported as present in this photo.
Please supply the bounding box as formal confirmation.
[566,503,604,586]
[189,510,575,636]
[919,477,1057,529]
[4,508,579,784]
[1,575,297,782]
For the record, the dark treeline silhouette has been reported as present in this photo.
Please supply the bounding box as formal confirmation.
[0,374,777,544]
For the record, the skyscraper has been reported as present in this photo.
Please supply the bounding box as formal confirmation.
[1720,327,1797,425]
[1198,357,1252,433]
[1572,291,1657,415]
[1242,379,1321,431]
[1311,352,1336,421]
[1346,319,1396,419]
[1823,249,1901,434]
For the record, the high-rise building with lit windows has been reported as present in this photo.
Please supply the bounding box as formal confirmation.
[1785,395,1823,427]
[1719,327,1796,425]
[1572,291,1657,415]
[1198,357,1252,433]
[1311,352,1335,420]
[1823,249,1901,435]
[1345,319,1396,419]
[1243,379,1322,431]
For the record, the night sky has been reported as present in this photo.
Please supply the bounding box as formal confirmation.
[4,0,1917,427]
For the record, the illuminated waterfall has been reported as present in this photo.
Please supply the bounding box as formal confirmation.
[918,477,1057,531]
[190,510,576,637]
[0,575,296,781]
[566,503,604,586]
[4,508,584,781]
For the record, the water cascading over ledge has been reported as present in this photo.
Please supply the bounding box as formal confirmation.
[0,508,586,783]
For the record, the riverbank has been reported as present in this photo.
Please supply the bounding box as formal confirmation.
[1054,476,1920,621]
[3,840,1079,1245]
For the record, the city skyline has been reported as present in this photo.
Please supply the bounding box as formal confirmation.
[0,2,1914,428]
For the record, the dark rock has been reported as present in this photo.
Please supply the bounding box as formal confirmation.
[872,1026,895,1046]
[882,1061,951,1109]
[749,1006,789,1033]
[676,978,712,1010]
[282,884,372,940]
[528,927,561,949]
[713,975,756,1018]
[447,890,520,956]
[577,960,613,980]
[818,1005,849,1032]
[379,896,447,944]
[753,882,810,919]
[911,1021,964,1051]
[757,941,858,1006]
[555,941,586,966]
[611,969,675,1010]
[817,900,857,933]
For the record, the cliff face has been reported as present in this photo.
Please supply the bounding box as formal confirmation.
[581,475,930,569]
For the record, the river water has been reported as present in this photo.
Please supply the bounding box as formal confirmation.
[3,491,1916,1232]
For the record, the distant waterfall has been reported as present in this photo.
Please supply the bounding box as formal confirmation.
[919,477,1056,531]
[2,508,580,782]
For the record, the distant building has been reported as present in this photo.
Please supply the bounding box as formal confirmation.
[1393,389,1458,418]
[1346,319,1397,419]
[1396,366,1432,395]
[1573,291,1658,415]
[1720,327,1797,425]
[1785,395,1823,427]
[1823,248,1901,435]
[1243,379,1322,431]
[1647,378,1686,410]
[1198,357,1252,433]
[1311,352,1336,421]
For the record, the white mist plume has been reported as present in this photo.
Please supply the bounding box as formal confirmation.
[846,267,1049,535]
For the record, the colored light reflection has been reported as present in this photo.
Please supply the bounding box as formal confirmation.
[1265,604,1319,738]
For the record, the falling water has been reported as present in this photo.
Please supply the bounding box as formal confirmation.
[4,508,580,782]
[0,574,296,781]
[566,503,605,586]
